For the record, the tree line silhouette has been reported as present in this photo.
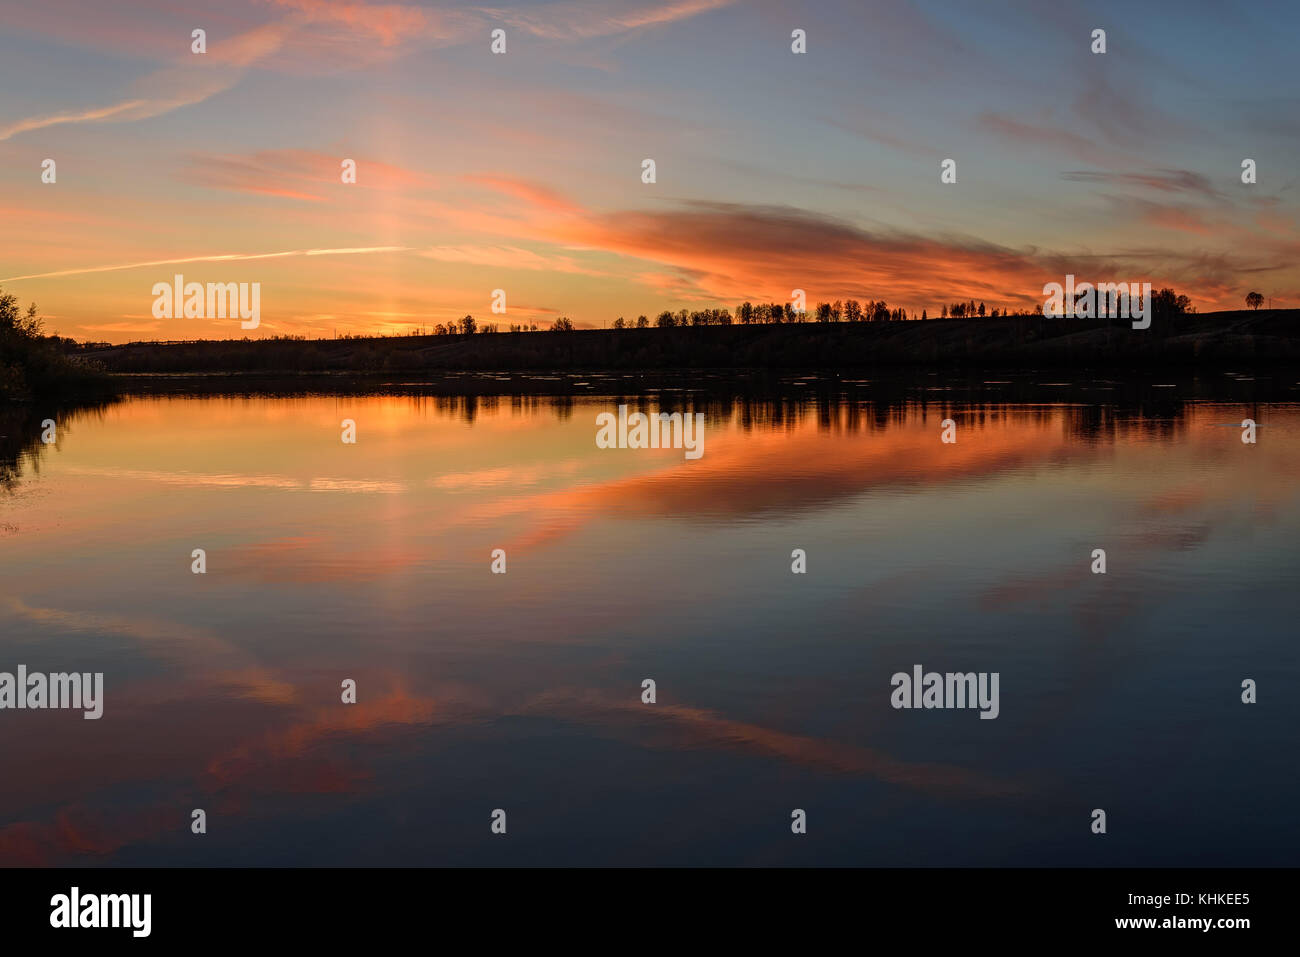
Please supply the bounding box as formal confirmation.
[11,280,1293,386]
[406,289,1200,334]
[58,288,1209,357]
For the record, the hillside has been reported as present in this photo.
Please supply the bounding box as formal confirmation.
[76,310,1300,376]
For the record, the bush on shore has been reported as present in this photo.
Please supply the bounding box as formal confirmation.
[0,287,110,400]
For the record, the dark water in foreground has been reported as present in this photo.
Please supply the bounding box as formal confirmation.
[1,374,1297,866]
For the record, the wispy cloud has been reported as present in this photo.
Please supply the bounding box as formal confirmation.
[418,243,605,275]
[0,99,153,142]
[180,149,437,200]
[0,21,292,142]
[2,247,408,282]
[481,0,739,40]
[976,112,1132,167]
[1061,169,1223,201]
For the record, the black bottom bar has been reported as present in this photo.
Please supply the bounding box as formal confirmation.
[0,867,1283,943]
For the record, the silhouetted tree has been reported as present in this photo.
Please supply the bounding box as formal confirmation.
[1151,288,1193,321]
[1246,291,1264,311]
[0,287,108,398]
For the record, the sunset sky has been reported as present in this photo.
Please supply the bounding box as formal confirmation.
[2,0,1298,341]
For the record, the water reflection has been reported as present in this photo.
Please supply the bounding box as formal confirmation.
[1,399,119,493]
[0,377,1296,866]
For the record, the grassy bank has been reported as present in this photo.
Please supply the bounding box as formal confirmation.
[78,309,1298,376]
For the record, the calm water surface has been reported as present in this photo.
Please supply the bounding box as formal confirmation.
[1,378,1297,865]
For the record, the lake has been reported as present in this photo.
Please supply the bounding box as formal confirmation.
[1,373,1297,866]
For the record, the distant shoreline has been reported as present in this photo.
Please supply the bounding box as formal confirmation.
[68,309,1300,381]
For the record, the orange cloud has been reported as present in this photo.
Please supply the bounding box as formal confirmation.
[267,0,440,46]
[1139,203,1214,235]
[483,0,739,40]
[462,174,584,216]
